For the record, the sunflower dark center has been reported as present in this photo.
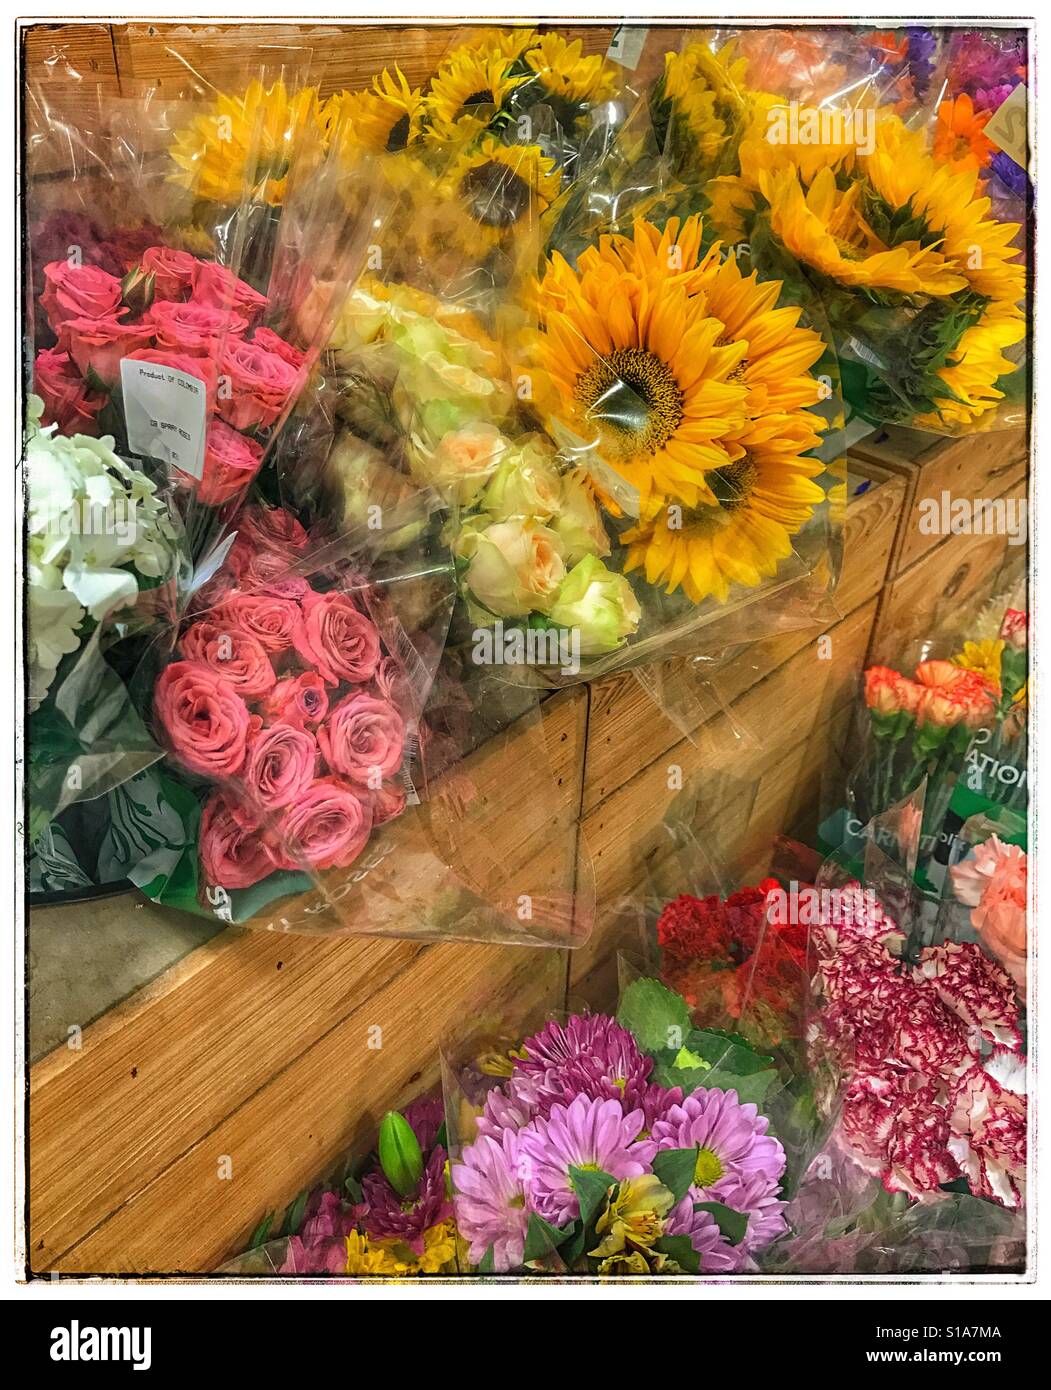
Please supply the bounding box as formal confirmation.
[386,113,411,152]
[462,89,496,108]
[706,454,758,512]
[459,160,532,228]
[573,347,684,459]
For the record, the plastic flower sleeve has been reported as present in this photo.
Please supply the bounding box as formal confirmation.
[698,24,1029,437]
[123,502,590,948]
[442,969,791,1275]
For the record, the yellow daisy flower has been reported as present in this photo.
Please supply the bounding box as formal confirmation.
[918,301,1027,431]
[524,32,619,107]
[953,637,1004,689]
[344,1231,408,1276]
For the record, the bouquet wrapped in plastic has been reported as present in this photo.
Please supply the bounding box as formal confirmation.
[220,1098,459,1277]
[442,975,790,1275]
[689,27,1028,435]
[768,800,1026,1273]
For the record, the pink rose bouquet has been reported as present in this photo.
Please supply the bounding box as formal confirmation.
[151,505,416,911]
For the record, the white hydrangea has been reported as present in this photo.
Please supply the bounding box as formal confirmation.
[25,396,180,712]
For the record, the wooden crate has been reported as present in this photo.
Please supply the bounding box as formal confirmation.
[29,689,586,1274]
[850,425,1028,578]
[583,460,904,815]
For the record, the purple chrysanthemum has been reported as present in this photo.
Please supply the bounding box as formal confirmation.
[516,1013,651,1079]
[664,1198,741,1273]
[452,1129,529,1272]
[278,1232,348,1275]
[359,1147,452,1255]
[719,1170,789,1254]
[402,1095,445,1153]
[650,1088,786,1207]
[517,1095,650,1226]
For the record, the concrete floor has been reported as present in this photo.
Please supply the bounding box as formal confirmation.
[27,893,224,1062]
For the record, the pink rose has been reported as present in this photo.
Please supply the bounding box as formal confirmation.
[200,791,275,890]
[218,339,301,431]
[373,654,411,709]
[191,261,269,324]
[148,299,248,355]
[252,326,307,371]
[140,246,197,301]
[180,620,277,701]
[261,672,330,728]
[33,348,105,435]
[262,574,312,601]
[244,722,318,809]
[58,313,154,387]
[236,504,311,557]
[211,590,300,655]
[266,777,373,871]
[154,660,253,777]
[372,781,407,826]
[39,260,122,332]
[318,692,405,785]
[293,591,381,686]
[180,420,263,507]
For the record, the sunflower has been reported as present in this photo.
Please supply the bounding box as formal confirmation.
[425,47,530,142]
[953,637,1005,690]
[524,32,619,108]
[536,216,753,508]
[917,300,1026,430]
[934,93,995,173]
[169,80,328,207]
[465,26,538,62]
[437,136,561,261]
[325,67,425,156]
[761,164,968,296]
[660,40,749,169]
[621,431,826,604]
[861,117,1026,303]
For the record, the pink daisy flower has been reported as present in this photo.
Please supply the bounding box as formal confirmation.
[650,1088,786,1208]
[516,1096,650,1226]
[452,1130,529,1272]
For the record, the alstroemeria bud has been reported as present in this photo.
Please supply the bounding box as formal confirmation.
[378,1110,423,1197]
[121,265,156,318]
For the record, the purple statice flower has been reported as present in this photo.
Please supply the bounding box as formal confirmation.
[402,1095,445,1153]
[452,1129,529,1272]
[905,28,938,98]
[516,1095,650,1226]
[650,1088,786,1208]
[359,1147,452,1256]
[974,83,1017,113]
[664,1198,741,1273]
[991,150,1029,199]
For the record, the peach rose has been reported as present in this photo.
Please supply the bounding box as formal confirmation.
[148,299,248,354]
[191,261,269,324]
[252,326,307,370]
[58,313,155,387]
[211,589,301,655]
[182,420,264,507]
[260,672,330,728]
[154,660,252,777]
[317,692,405,785]
[456,517,566,617]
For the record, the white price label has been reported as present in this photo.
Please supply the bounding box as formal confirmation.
[607,26,649,71]
[120,358,208,478]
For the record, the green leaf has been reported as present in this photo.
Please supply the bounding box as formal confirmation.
[617,977,692,1055]
[568,1165,617,1230]
[523,1211,571,1263]
[281,1188,309,1238]
[344,1173,363,1205]
[653,1234,701,1274]
[673,1045,708,1070]
[248,1211,275,1250]
[477,1245,496,1274]
[652,1147,699,1204]
[695,1201,749,1247]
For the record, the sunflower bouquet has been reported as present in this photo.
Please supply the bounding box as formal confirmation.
[691,31,1028,434]
[444,979,790,1275]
